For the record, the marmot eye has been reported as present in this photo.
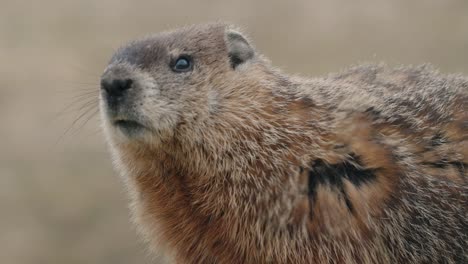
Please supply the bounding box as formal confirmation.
[172,56,192,72]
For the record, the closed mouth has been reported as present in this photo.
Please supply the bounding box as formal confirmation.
[114,119,144,128]
[113,119,147,136]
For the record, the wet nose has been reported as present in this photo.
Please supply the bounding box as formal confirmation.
[101,78,133,99]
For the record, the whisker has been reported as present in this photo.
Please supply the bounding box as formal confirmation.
[66,91,100,102]
[68,108,100,139]
[53,97,99,122]
[73,103,100,127]
[53,86,99,94]
[66,81,100,86]
[59,89,99,106]
[68,63,102,79]
[55,102,99,146]
[76,100,99,114]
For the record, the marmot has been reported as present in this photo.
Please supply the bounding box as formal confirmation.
[99,23,467,263]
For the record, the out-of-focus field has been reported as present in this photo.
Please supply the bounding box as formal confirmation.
[0,0,467,263]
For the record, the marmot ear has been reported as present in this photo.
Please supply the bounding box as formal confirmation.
[225,28,255,69]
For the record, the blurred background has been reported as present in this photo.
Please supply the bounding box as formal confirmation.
[0,0,467,263]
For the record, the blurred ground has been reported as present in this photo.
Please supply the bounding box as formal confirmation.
[0,0,467,263]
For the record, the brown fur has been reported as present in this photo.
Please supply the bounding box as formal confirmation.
[100,23,467,263]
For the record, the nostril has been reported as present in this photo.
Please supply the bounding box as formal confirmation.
[120,79,133,91]
[101,78,133,97]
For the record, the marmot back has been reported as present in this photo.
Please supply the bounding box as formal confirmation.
[99,23,467,263]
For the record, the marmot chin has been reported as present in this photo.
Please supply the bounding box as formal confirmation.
[99,23,467,263]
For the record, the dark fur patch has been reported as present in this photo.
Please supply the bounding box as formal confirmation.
[429,132,447,147]
[451,161,467,176]
[423,160,467,179]
[422,159,449,169]
[364,107,382,119]
[307,155,378,215]
[421,159,467,175]
[228,54,244,69]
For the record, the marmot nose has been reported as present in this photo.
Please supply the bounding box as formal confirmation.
[101,78,133,99]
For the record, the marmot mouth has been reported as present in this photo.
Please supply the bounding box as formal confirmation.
[113,120,147,136]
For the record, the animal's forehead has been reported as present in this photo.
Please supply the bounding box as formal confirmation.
[110,23,227,66]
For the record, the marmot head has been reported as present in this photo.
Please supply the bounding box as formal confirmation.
[100,23,260,145]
